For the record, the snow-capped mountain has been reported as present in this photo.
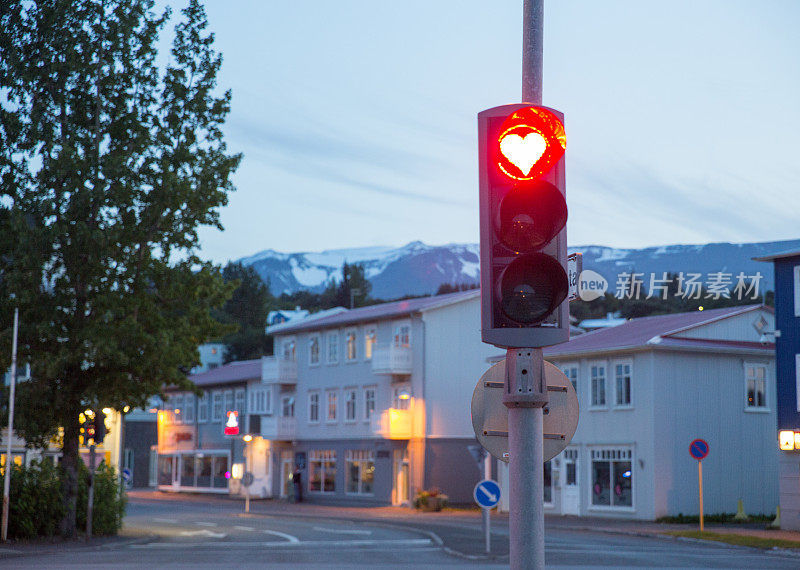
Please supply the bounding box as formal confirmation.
[238,238,800,300]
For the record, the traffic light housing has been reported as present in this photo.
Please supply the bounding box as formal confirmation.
[478,104,569,348]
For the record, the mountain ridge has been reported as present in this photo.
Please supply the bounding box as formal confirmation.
[238,238,800,300]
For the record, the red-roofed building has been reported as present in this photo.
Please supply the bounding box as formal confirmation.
[522,305,778,519]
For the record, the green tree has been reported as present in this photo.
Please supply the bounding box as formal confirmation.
[217,262,274,361]
[0,0,239,537]
[320,262,372,308]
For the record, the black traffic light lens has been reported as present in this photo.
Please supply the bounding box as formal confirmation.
[498,253,568,324]
[496,180,567,253]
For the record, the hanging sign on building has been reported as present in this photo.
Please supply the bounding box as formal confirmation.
[224,411,239,436]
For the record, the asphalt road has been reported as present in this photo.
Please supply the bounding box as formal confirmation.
[2,493,799,568]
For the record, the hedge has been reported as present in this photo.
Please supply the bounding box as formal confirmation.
[5,459,126,539]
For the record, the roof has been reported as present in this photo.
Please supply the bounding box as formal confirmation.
[267,308,310,325]
[544,304,770,358]
[753,249,800,262]
[268,289,480,335]
[266,306,349,334]
[579,317,628,329]
[185,358,261,388]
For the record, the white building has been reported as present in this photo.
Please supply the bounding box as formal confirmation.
[539,305,778,519]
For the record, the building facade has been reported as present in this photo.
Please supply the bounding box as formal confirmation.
[536,305,778,520]
[756,249,800,529]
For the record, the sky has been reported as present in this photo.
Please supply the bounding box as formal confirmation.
[162,1,800,265]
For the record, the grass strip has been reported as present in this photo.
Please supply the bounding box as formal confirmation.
[666,530,800,550]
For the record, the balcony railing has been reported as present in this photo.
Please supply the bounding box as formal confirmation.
[262,356,298,384]
[371,345,412,375]
[259,415,296,440]
[370,408,412,440]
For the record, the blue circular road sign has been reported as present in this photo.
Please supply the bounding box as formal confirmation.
[121,468,132,481]
[689,439,709,461]
[474,479,501,509]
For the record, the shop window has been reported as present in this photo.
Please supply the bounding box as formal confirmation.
[308,450,336,493]
[591,448,633,508]
[346,450,374,495]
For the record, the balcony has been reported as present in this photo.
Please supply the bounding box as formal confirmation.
[262,356,297,384]
[370,408,412,440]
[371,345,412,375]
[259,415,296,441]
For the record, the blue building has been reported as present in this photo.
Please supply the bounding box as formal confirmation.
[756,248,800,529]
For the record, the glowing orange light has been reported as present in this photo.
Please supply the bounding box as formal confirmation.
[495,107,566,181]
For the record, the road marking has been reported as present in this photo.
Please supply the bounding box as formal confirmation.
[195,521,218,527]
[153,518,177,524]
[132,538,433,550]
[179,529,227,539]
[313,526,372,536]
[263,529,300,543]
[233,525,255,532]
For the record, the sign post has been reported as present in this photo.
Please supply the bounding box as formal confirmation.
[474,479,501,554]
[689,439,709,531]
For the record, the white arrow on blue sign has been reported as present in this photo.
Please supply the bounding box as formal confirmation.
[473,479,501,509]
[122,468,132,482]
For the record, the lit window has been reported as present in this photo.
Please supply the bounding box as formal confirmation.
[327,390,338,422]
[308,450,336,493]
[364,328,376,360]
[346,450,374,495]
[345,330,357,361]
[745,364,767,409]
[393,324,410,348]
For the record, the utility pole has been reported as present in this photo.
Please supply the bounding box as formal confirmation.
[505,1,546,569]
[1,306,19,542]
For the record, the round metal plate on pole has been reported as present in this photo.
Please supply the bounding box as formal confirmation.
[241,471,255,488]
[471,359,579,463]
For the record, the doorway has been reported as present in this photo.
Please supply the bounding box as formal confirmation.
[561,448,579,515]
[392,448,410,505]
[280,450,293,498]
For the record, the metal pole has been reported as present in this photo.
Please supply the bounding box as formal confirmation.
[698,461,704,532]
[87,443,95,538]
[484,452,491,554]
[522,0,544,105]
[1,306,19,542]
[505,347,547,570]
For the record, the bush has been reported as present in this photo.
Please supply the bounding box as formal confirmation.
[5,458,126,539]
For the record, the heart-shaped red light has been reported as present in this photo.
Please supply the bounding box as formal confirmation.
[495,107,566,181]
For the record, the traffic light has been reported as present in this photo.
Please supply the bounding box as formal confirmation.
[478,104,569,348]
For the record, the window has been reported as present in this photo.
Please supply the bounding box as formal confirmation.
[393,324,410,347]
[282,338,296,361]
[561,365,578,396]
[364,327,376,360]
[345,388,357,422]
[364,386,376,420]
[393,385,411,410]
[309,335,321,365]
[308,391,320,423]
[172,395,183,424]
[235,389,246,416]
[590,364,606,407]
[184,394,195,423]
[346,450,374,495]
[794,265,800,317]
[281,396,295,418]
[591,448,633,508]
[797,354,800,412]
[745,363,767,410]
[326,390,338,422]
[308,450,336,493]
[249,388,270,415]
[224,390,234,417]
[614,363,632,407]
[212,392,223,422]
[345,329,357,361]
[198,393,209,423]
[327,332,339,364]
